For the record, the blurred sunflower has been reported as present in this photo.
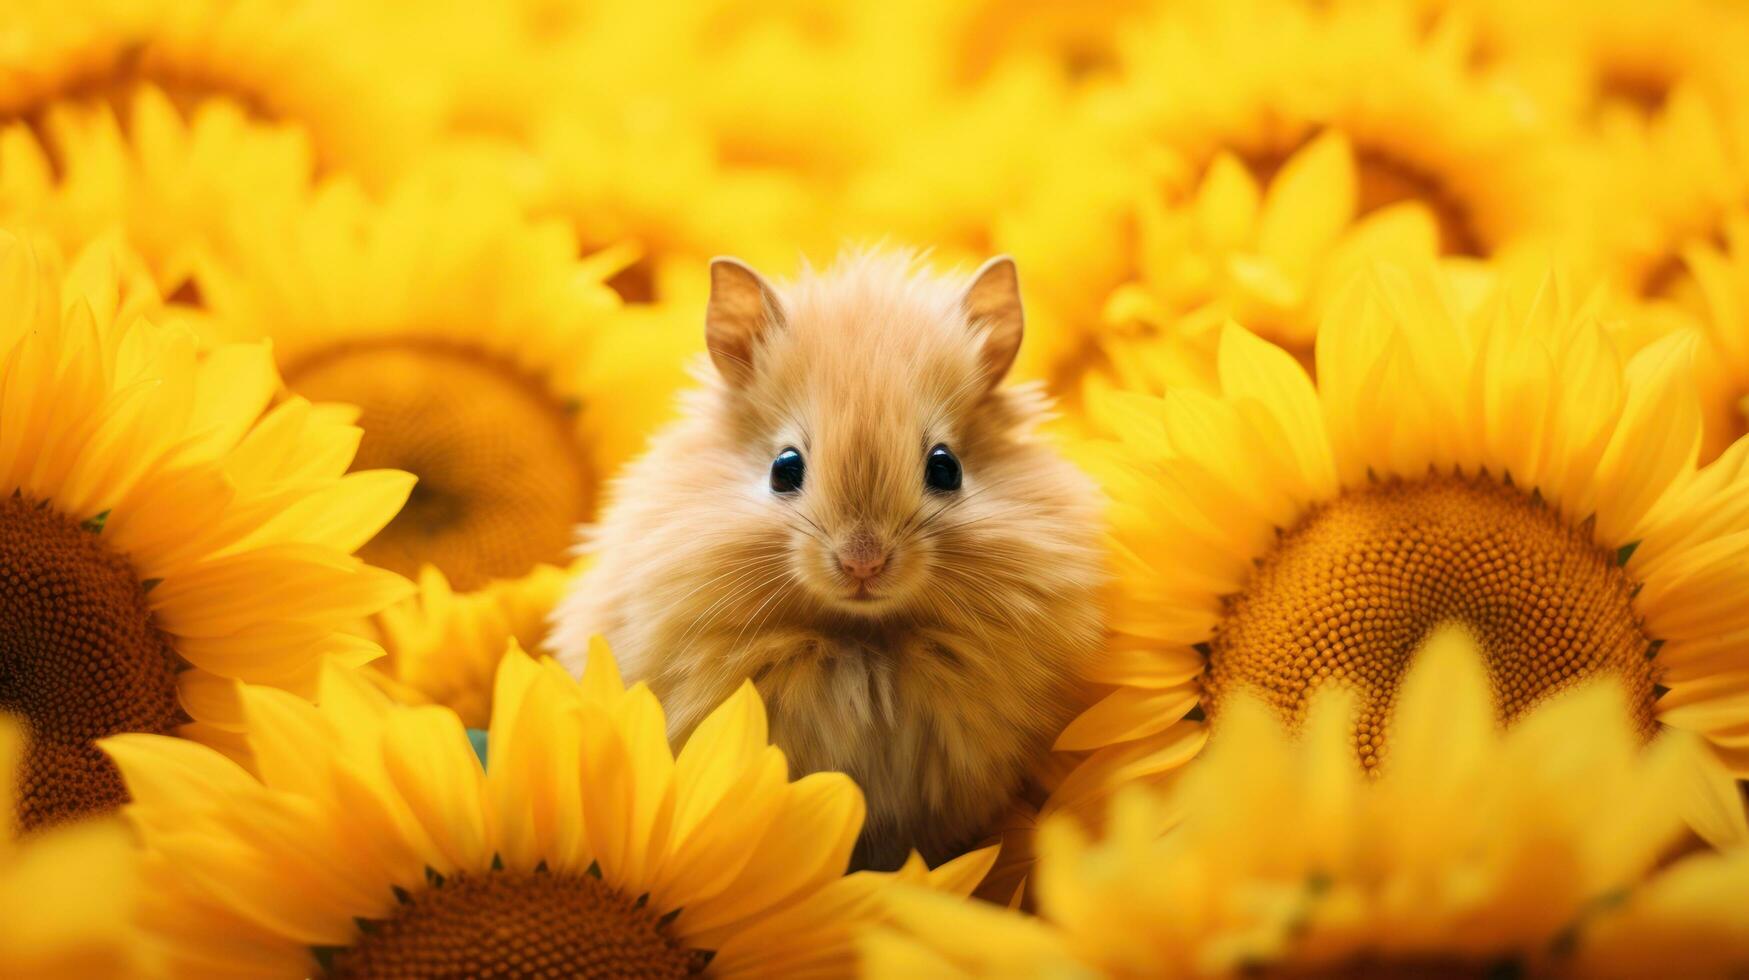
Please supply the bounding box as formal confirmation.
[1111,0,1581,261]
[1573,849,1749,978]
[191,176,695,716]
[1100,129,1443,370]
[532,112,827,305]
[0,0,440,186]
[0,717,147,978]
[0,85,315,296]
[1587,86,1749,302]
[333,0,569,146]
[866,628,1749,977]
[0,231,409,832]
[1055,258,1749,843]
[1685,212,1749,458]
[105,641,993,977]
[923,0,1150,88]
[498,1,932,306]
[1454,0,1749,125]
[999,0,1589,400]
[371,564,572,730]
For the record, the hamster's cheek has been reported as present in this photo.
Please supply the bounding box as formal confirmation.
[788,533,840,597]
[896,541,940,597]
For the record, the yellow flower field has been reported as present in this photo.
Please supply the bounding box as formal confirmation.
[3,0,1749,976]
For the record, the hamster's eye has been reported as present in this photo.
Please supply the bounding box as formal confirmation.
[925,444,962,493]
[770,447,805,494]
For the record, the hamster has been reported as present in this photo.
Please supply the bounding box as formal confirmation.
[550,250,1105,870]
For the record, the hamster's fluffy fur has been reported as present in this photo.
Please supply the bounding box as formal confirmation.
[550,250,1105,869]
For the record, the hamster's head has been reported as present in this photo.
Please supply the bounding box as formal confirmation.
[701,251,1043,620]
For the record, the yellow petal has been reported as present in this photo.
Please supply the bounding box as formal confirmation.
[1592,332,1702,545]
[678,771,864,937]
[382,706,492,872]
[1054,685,1199,751]
[1257,129,1357,274]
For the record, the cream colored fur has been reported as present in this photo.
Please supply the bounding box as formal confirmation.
[550,250,1105,869]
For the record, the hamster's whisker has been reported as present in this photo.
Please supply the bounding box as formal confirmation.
[670,561,793,655]
[728,568,801,657]
[927,579,1000,659]
[895,502,930,538]
[919,512,1006,539]
[928,554,1032,630]
[675,574,780,651]
[902,483,984,535]
[662,548,792,612]
[789,508,831,537]
[711,571,802,670]
[932,546,1038,591]
[782,517,833,548]
[907,486,992,536]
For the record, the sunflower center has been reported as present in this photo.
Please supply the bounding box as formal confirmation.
[325,870,707,978]
[283,341,593,592]
[1278,956,1514,979]
[1207,474,1656,771]
[605,255,659,304]
[0,494,183,831]
[1598,66,1673,117]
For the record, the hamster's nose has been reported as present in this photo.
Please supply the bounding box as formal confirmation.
[838,550,886,581]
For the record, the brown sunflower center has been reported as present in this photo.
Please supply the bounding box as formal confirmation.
[1207,474,1656,771]
[282,341,593,592]
[1598,66,1673,118]
[604,255,659,305]
[325,870,708,979]
[1277,956,1513,979]
[0,494,183,831]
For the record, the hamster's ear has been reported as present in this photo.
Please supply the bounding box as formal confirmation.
[962,256,1024,390]
[706,257,785,388]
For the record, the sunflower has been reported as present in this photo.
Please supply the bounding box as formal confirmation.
[329,1,568,146]
[0,716,148,978]
[669,2,925,182]
[865,627,1749,977]
[0,0,441,186]
[925,0,1152,88]
[104,641,993,977]
[0,230,410,835]
[0,1,149,117]
[1684,212,1749,459]
[1454,0,1749,125]
[0,83,315,296]
[1573,849,1749,978]
[1098,128,1444,369]
[1107,0,1583,263]
[988,0,1591,400]
[489,0,939,308]
[190,174,695,716]
[370,563,573,729]
[1585,84,1749,302]
[1052,256,1749,844]
[531,110,830,306]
